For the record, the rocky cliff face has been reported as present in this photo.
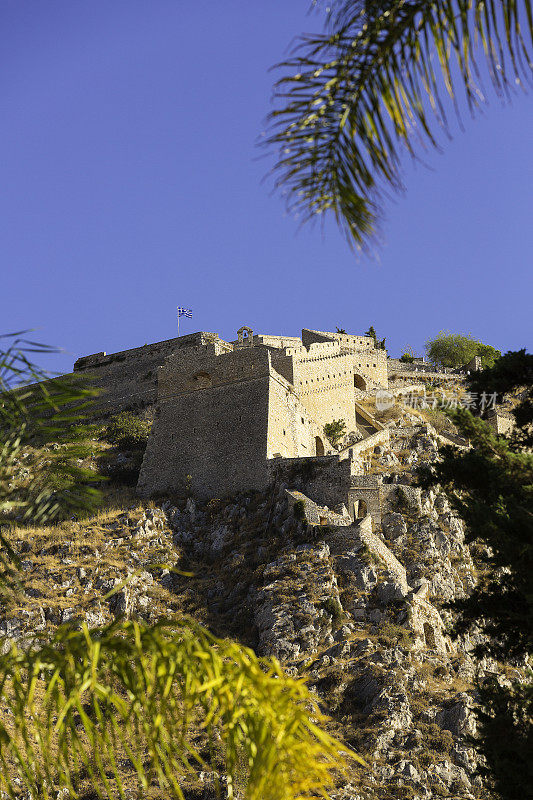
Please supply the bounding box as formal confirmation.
[0,438,502,799]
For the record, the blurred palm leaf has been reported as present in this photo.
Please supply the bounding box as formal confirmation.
[0,332,102,592]
[0,618,362,800]
[267,0,533,249]
[0,332,102,525]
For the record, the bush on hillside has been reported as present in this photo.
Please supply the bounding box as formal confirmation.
[104,412,151,451]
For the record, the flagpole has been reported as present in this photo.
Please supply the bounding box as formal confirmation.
[177,307,191,337]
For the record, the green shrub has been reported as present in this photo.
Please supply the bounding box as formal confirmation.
[425,331,500,369]
[418,723,454,760]
[104,412,151,450]
[394,486,410,512]
[323,419,347,449]
[320,596,343,624]
[377,621,413,649]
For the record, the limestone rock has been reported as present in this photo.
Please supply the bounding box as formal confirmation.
[381,512,407,540]
[437,693,477,738]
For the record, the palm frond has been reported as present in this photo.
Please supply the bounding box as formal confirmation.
[0,618,362,800]
[0,333,102,593]
[266,0,533,250]
[0,332,102,526]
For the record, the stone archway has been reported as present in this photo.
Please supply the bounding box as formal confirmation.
[354,374,367,391]
[355,498,368,518]
[315,436,325,457]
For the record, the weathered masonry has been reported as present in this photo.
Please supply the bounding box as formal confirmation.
[72,332,221,417]
[137,327,389,499]
[68,325,388,499]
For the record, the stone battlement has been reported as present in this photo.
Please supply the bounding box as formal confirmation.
[68,324,390,497]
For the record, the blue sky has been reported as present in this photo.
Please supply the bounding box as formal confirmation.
[1,1,531,375]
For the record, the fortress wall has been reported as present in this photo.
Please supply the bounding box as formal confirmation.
[71,332,225,417]
[302,329,374,352]
[251,335,303,349]
[267,372,319,459]
[138,371,271,499]
[158,344,271,398]
[352,348,388,388]
[301,329,388,388]
[301,329,337,348]
[268,352,295,385]
[288,348,357,432]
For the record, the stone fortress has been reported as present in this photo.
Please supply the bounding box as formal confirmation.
[137,326,390,500]
[71,324,486,658]
[73,323,482,528]
[74,325,390,499]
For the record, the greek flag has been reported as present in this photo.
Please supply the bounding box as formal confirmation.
[177,307,192,318]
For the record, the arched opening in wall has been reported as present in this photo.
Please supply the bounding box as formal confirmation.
[237,325,254,347]
[423,622,436,649]
[190,371,212,389]
[315,436,325,457]
[354,374,367,391]
[355,499,368,518]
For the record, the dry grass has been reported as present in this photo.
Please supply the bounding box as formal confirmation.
[3,488,184,639]
[373,405,404,424]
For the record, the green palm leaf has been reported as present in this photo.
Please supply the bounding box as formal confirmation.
[0,333,102,592]
[0,618,362,800]
[266,0,532,250]
[0,332,102,526]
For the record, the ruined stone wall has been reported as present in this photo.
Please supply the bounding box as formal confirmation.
[72,332,226,417]
[487,408,515,436]
[388,363,460,384]
[267,455,354,510]
[387,358,431,373]
[138,346,274,499]
[339,428,391,464]
[358,526,408,590]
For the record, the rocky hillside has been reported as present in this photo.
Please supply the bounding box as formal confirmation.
[1,423,517,800]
